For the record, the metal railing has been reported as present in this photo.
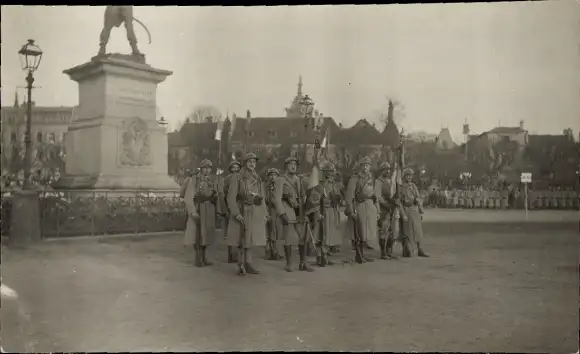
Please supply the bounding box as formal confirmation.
[37,189,186,238]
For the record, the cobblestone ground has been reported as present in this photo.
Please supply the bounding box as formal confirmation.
[1,211,578,352]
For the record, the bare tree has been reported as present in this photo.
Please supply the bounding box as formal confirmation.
[187,105,223,123]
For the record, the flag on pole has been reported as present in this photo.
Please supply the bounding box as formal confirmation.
[320,128,329,148]
[214,120,222,141]
[229,113,237,140]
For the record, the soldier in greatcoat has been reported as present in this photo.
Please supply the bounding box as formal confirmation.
[223,160,241,263]
[345,156,380,263]
[375,161,400,260]
[305,162,343,267]
[226,153,268,276]
[274,156,313,272]
[183,159,221,267]
[400,168,429,258]
[265,168,284,261]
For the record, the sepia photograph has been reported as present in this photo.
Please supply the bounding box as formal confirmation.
[1,3,579,352]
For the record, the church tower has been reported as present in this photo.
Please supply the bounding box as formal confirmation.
[285,75,314,118]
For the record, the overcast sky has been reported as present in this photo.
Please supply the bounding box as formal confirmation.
[2,3,579,142]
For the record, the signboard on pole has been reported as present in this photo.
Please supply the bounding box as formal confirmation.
[520,172,532,220]
[521,172,532,183]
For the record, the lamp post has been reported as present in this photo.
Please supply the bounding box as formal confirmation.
[11,39,43,245]
[18,39,43,189]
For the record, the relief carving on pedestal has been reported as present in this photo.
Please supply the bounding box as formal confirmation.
[119,117,151,167]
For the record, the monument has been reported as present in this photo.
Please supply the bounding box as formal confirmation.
[56,6,178,192]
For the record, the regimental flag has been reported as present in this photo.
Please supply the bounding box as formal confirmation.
[320,127,329,148]
[214,120,223,141]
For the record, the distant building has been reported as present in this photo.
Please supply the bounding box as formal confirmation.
[1,94,73,174]
[434,128,457,151]
[168,78,399,174]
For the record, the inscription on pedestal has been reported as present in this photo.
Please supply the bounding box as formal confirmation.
[118,117,152,167]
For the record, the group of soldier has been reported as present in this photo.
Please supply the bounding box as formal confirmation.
[181,153,429,276]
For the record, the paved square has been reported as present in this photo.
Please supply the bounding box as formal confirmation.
[2,212,578,352]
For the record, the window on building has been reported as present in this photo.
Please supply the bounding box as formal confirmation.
[267,130,277,138]
[248,131,255,138]
[10,132,16,142]
[290,130,297,138]
[36,132,43,143]
[502,136,510,142]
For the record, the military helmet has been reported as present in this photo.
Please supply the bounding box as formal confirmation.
[229,160,241,171]
[379,161,391,171]
[359,156,372,166]
[284,156,299,165]
[320,161,336,172]
[267,168,279,176]
[199,159,213,168]
[403,167,414,176]
[242,152,258,162]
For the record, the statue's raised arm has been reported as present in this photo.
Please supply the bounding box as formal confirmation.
[98,6,152,57]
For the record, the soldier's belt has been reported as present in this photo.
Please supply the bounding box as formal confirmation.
[194,194,215,204]
[355,196,374,203]
[282,195,298,208]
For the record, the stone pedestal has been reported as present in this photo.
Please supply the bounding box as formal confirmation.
[55,54,178,191]
[10,190,41,245]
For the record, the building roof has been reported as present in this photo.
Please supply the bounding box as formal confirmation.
[333,119,384,146]
[229,116,340,145]
[489,126,525,134]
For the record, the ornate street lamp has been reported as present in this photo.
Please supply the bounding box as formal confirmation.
[18,39,43,189]
[157,116,168,127]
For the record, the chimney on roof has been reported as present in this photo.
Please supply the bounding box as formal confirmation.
[519,120,524,129]
[13,92,19,108]
[339,122,343,128]
[246,110,251,118]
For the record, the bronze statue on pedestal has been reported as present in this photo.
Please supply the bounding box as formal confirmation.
[98,6,152,57]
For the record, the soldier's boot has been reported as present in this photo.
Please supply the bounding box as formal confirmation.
[354,242,364,264]
[379,239,388,260]
[361,244,374,262]
[298,245,314,272]
[402,241,412,258]
[194,246,204,267]
[351,240,357,251]
[386,239,398,260]
[273,245,284,260]
[237,248,247,276]
[202,246,213,266]
[284,246,293,272]
[244,248,260,274]
[316,254,323,267]
[306,242,315,257]
[322,250,334,266]
[417,243,430,258]
[227,246,237,263]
